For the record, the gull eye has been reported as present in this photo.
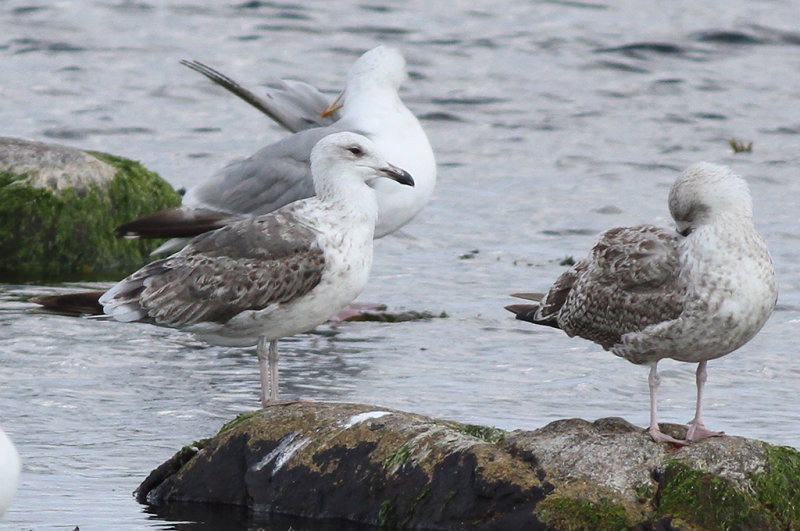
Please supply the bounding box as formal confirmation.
[347,145,364,157]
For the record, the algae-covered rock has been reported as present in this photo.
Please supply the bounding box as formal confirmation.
[504,417,795,530]
[138,403,549,529]
[137,403,800,530]
[0,137,182,281]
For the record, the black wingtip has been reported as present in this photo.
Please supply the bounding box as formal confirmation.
[505,303,561,329]
[115,208,230,239]
[31,291,105,317]
[505,303,539,321]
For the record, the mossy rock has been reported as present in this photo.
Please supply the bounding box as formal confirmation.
[654,445,800,530]
[0,137,181,281]
[137,404,800,530]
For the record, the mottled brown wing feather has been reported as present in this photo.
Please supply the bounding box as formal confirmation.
[110,210,325,328]
[550,226,684,350]
[535,263,586,323]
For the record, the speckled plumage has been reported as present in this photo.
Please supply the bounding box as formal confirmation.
[540,225,684,353]
[100,132,414,405]
[102,211,325,330]
[508,163,777,444]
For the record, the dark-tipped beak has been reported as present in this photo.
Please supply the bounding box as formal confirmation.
[380,164,414,187]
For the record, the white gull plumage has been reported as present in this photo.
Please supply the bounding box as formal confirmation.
[100,132,414,406]
[118,45,435,252]
[0,425,20,518]
[507,163,777,445]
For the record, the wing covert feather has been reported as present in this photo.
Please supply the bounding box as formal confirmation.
[104,211,326,327]
[547,226,684,349]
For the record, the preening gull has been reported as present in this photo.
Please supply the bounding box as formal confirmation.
[179,59,339,133]
[506,163,777,445]
[0,425,20,517]
[100,132,414,406]
[117,45,435,252]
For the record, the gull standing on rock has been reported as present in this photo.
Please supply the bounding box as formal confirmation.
[506,163,777,445]
[117,45,435,251]
[100,132,414,406]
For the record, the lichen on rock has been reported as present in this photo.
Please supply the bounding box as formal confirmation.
[0,137,181,281]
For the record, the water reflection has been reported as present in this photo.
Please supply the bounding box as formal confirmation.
[145,502,378,531]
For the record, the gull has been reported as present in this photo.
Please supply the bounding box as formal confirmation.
[506,163,777,445]
[100,132,414,406]
[0,425,20,517]
[117,45,435,252]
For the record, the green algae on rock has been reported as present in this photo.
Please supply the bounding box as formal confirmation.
[0,137,181,281]
[136,403,800,530]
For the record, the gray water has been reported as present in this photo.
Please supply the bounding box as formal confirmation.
[2,0,800,529]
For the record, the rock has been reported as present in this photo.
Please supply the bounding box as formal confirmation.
[0,137,181,281]
[137,402,800,530]
[334,303,448,323]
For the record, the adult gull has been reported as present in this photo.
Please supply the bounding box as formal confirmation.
[117,45,435,251]
[506,163,777,445]
[100,132,414,406]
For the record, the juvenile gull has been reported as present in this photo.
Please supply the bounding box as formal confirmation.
[117,45,435,251]
[100,132,414,406]
[506,163,777,445]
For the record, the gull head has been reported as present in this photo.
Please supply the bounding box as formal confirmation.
[348,45,407,90]
[669,162,754,235]
[322,46,407,118]
[310,132,414,200]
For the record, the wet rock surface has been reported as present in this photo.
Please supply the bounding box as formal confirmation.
[0,137,181,281]
[138,402,800,530]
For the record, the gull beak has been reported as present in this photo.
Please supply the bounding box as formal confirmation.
[321,90,345,118]
[380,163,414,187]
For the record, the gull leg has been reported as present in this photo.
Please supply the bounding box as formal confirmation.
[268,339,280,403]
[256,337,296,407]
[257,336,270,408]
[256,338,281,406]
[686,360,724,441]
[647,362,687,446]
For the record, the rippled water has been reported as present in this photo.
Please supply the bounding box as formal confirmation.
[2,0,800,528]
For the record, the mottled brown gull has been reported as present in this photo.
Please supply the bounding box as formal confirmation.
[99,132,414,406]
[507,163,777,445]
[117,45,435,252]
